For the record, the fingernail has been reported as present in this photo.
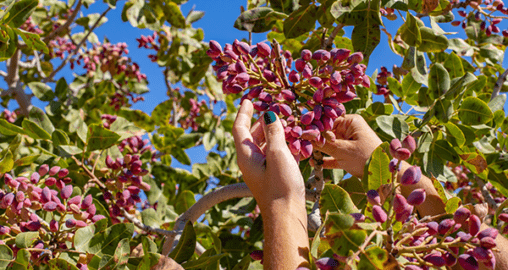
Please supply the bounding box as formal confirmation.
[264,111,276,125]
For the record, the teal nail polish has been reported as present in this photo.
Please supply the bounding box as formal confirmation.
[264,111,276,125]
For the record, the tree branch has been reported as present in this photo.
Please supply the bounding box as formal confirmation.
[323,24,344,49]
[161,183,319,256]
[491,68,508,101]
[5,49,32,115]
[476,176,499,211]
[43,6,111,83]
[44,0,82,43]
[122,209,178,236]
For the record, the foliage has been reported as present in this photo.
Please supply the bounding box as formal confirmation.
[0,0,507,269]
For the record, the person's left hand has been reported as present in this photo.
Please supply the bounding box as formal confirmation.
[232,99,306,211]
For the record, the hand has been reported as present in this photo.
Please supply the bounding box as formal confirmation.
[233,99,309,270]
[232,99,306,211]
[311,114,382,178]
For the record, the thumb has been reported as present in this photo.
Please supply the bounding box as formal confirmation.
[262,111,286,152]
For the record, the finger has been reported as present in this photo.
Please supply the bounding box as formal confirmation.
[262,111,287,152]
[312,138,353,159]
[309,156,341,169]
[250,117,265,146]
[233,100,256,161]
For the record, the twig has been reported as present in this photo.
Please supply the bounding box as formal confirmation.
[71,156,106,189]
[33,51,46,79]
[476,176,499,211]
[5,50,32,115]
[312,150,325,193]
[323,24,344,49]
[43,6,111,83]
[0,71,6,77]
[491,69,508,101]
[91,150,104,175]
[271,39,290,89]
[44,0,82,42]
[308,201,321,232]
[122,209,178,236]
[161,182,320,256]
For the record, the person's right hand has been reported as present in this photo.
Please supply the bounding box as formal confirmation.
[311,114,382,178]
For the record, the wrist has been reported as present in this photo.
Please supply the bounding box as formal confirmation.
[260,195,307,221]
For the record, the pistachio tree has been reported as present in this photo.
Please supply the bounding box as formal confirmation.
[0,0,507,269]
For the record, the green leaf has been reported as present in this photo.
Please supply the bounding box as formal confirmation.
[444,123,465,147]
[186,10,205,24]
[326,213,354,234]
[401,72,421,97]
[445,197,461,214]
[0,150,13,173]
[58,145,83,156]
[0,25,17,61]
[351,17,380,63]
[74,225,95,252]
[488,94,506,113]
[375,115,409,139]
[13,154,39,167]
[109,116,145,141]
[13,28,48,53]
[479,44,504,64]
[142,236,158,255]
[434,140,460,163]
[399,13,421,46]
[181,253,228,269]
[432,177,449,203]
[171,147,191,166]
[366,146,391,191]
[434,98,453,123]
[329,229,366,257]
[428,63,450,99]
[234,7,278,33]
[2,0,38,28]
[358,246,388,270]
[386,77,402,97]
[443,52,464,79]
[164,2,186,28]
[458,97,493,125]
[283,5,317,39]
[424,150,445,180]
[175,190,196,214]
[0,245,13,269]
[11,249,29,270]
[55,77,68,99]
[141,208,161,227]
[28,107,54,134]
[320,184,357,218]
[86,124,121,152]
[28,82,55,101]
[445,72,477,100]
[417,27,448,52]
[118,109,154,132]
[47,258,79,270]
[88,223,134,256]
[52,129,70,147]
[0,119,26,136]
[169,221,196,263]
[113,238,130,267]
[231,255,251,270]
[22,119,51,140]
[15,232,39,248]
[151,100,173,126]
